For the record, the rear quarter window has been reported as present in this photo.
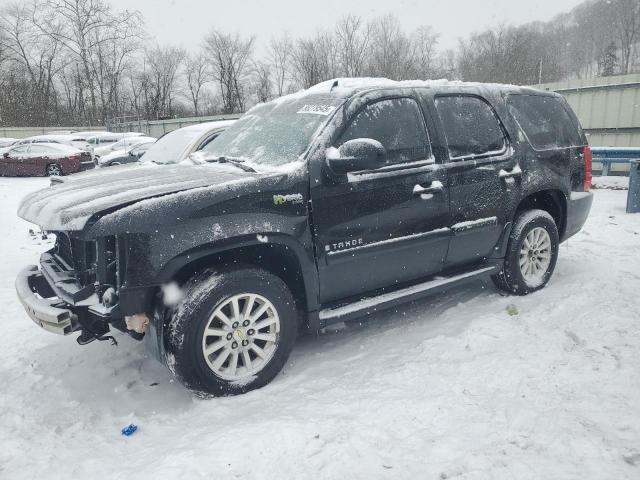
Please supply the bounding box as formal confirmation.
[507,94,583,150]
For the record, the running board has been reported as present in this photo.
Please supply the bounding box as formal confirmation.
[319,265,497,324]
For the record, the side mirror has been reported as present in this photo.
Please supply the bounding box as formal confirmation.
[3,152,8,158]
[326,139,386,175]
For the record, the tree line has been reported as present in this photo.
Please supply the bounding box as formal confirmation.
[0,0,638,127]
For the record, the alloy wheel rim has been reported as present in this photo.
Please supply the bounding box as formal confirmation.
[201,293,280,381]
[519,226,552,287]
[47,165,62,176]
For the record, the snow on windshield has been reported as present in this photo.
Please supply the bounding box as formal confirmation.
[201,94,344,166]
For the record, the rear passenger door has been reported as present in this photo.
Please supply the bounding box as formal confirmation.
[433,94,522,267]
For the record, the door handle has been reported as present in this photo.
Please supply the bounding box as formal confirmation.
[413,180,444,198]
[498,165,522,179]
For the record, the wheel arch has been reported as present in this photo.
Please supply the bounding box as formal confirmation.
[492,188,567,258]
[515,189,567,239]
[157,235,319,318]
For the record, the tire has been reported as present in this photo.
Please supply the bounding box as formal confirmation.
[165,267,298,397]
[491,209,559,295]
[45,164,63,176]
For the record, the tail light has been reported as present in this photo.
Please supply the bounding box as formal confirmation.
[69,155,80,161]
[582,145,592,191]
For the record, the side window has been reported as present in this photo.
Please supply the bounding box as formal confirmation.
[198,133,220,150]
[9,146,28,154]
[31,145,56,155]
[338,97,431,166]
[435,96,506,159]
[507,94,583,150]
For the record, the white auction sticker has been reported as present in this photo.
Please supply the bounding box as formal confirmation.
[297,104,336,115]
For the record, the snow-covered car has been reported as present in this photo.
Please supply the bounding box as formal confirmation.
[0,137,18,148]
[97,140,155,168]
[93,135,156,158]
[1,142,93,176]
[72,130,109,140]
[135,120,235,165]
[86,132,144,153]
[15,79,592,397]
[14,135,93,157]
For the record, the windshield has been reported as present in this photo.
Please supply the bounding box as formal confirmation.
[201,94,344,166]
[142,127,209,164]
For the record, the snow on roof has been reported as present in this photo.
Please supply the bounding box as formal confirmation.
[174,120,237,134]
[262,77,543,110]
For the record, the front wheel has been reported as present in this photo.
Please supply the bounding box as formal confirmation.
[165,267,298,396]
[492,209,559,295]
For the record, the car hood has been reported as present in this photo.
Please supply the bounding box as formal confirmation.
[98,149,127,164]
[18,163,261,232]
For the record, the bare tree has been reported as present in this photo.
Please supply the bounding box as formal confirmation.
[268,33,292,97]
[335,14,371,77]
[0,1,63,125]
[368,14,413,79]
[409,26,439,79]
[183,52,210,115]
[612,0,640,74]
[38,0,143,123]
[204,29,255,114]
[142,45,184,118]
[251,61,272,103]
[291,32,339,88]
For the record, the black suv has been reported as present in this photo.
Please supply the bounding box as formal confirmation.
[16,79,593,396]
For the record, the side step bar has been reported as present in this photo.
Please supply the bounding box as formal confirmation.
[319,265,497,324]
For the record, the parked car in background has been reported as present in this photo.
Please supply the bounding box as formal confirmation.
[98,139,156,167]
[14,135,93,157]
[73,130,108,140]
[93,135,156,158]
[139,121,235,165]
[1,142,93,176]
[45,130,77,135]
[86,132,144,151]
[0,138,18,148]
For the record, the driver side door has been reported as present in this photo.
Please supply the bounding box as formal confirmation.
[310,93,450,304]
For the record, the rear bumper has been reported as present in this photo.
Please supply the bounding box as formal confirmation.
[15,265,77,335]
[80,160,95,171]
[563,191,593,241]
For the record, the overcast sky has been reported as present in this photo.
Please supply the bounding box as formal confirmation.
[109,0,585,52]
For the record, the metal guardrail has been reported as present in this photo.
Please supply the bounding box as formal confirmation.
[591,147,640,176]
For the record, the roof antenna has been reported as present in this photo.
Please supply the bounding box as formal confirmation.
[330,79,339,91]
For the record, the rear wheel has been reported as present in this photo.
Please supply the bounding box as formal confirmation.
[165,267,298,396]
[45,164,63,176]
[492,209,559,295]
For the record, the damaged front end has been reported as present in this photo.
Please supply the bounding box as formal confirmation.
[15,232,151,345]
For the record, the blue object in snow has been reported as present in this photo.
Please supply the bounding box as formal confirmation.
[121,424,138,436]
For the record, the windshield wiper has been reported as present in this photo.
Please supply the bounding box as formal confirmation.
[206,156,256,173]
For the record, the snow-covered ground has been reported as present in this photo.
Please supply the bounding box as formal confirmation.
[1,177,639,480]
[592,175,630,190]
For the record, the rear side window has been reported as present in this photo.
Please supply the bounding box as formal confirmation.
[29,145,52,154]
[338,97,431,165]
[435,95,506,159]
[507,94,582,150]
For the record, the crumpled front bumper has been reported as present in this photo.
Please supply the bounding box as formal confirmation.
[15,265,78,335]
